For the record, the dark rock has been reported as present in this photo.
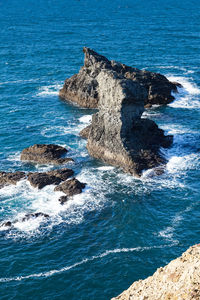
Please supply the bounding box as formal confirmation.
[28,168,74,189]
[54,178,86,196]
[1,221,12,227]
[28,173,62,189]
[58,196,69,205]
[79,125,91,139]
[59,47,180,108]
[21,144,74,165]
[171,81,183,88]
[86,70,173,176]
[0,171,26,188]
[47,168,74,180]
[22,212,49,222]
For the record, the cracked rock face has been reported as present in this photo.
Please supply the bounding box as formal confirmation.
[59,47,179,108]
[86,70,172,176]
[111,244,200,300]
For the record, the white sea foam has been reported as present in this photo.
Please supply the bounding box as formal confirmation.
[0,243,177,283]
[41,125,76,138]
[7,152,21,162]
[0,165,115,235]
[41,113,92,138]
[97,166,115,171]
[36,84,63,97]
[158,227,175,241]
[168,76,200,95]
[79,115,92,124]
[166,76,200,109]
[166,153,200,173]
[158,203,196,243]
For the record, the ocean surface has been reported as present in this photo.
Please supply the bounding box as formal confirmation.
[0,0,200,299]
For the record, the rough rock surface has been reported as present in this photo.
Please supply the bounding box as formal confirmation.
[112,244,200,300]
[28,168,74,189]
[79,125,91,139]
[59,47,179,108]
[21,144,73,165]
[86,70,172,176]
[54,177,86,196]
[0,171,26,188]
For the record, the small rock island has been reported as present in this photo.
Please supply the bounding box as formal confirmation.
[60,48,178,176]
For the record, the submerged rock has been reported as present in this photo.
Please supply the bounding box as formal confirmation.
[28,168,74,189]
[21,212,49,222]
[0,171,26,188]
[112,244,200,300]
[54,177,86,196]
[0,212,49,229]
[86,70,172,176]
[58,195,69,205]
[21,144,73,165]
[59,47,180,108]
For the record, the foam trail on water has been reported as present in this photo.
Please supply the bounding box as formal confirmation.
[158,203,197,242]
[41,114,92,138]
[0,243,177,283]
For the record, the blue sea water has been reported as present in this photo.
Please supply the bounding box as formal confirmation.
[0,0,200,299]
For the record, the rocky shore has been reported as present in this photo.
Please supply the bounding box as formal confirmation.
[112,244,200,300]
[0,144,86,229]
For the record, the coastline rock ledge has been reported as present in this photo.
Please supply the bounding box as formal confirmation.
[59,47,180,108]
[112,244,200,300]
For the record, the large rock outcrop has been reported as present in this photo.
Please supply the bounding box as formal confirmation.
[86,70,172,176]
[59,47,179,108]
[112,244,200,300]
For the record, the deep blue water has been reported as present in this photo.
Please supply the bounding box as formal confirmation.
[0,0,200,299]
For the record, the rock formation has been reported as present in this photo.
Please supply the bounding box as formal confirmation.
[21,144,73,165]
[59,47,180,108]
[28,168,74,189]
[112,244,200,300]
[86,70,172,176]
[54,177,86,196]
[0,171,26,188]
